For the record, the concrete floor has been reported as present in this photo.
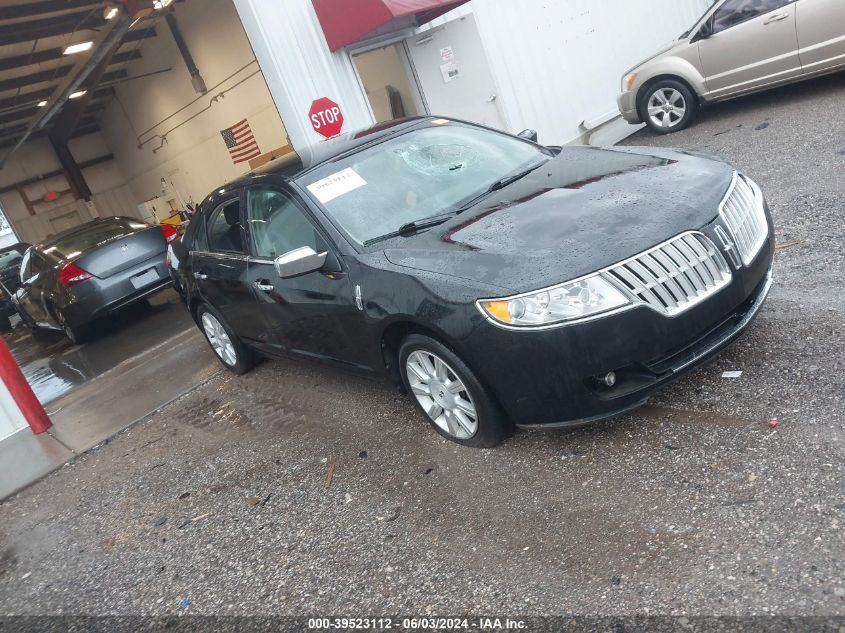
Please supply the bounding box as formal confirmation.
[0,73,843,618]
[0,290,221,497]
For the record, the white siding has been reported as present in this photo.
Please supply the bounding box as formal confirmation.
[0,380,28,442]
[233,0,376,150]
[461,0,713,143]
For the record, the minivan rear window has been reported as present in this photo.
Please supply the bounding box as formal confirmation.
[43,218,146,260]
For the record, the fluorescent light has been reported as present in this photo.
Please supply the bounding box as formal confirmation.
[104,7,119,19]
[63,41,93,55]
[37,100,48,107]
[69,90,87,99]
[153,0,174,8]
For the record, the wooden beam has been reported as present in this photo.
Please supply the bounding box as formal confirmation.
[0,48,141,74]
[0,0,100,22]
[0,66,72,93]
[0,9,105,44]
[0,154,113,196]
[0,85,112,113]
[0,116,100,149]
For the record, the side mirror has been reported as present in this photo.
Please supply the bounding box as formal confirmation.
[517,129,538,143]
[274,246,327,279]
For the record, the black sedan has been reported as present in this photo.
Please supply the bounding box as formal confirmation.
[0,242,30,331]
[169,116,773,447]
[15,217,177,343]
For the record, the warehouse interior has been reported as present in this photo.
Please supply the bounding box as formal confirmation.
[0,0,289,246]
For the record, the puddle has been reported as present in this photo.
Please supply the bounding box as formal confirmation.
[4,291,195,405]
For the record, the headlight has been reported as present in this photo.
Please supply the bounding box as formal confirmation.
[622,72,638,92]
[478,275,631,328]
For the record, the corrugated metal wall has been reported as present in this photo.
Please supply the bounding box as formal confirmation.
[464,0,713,143]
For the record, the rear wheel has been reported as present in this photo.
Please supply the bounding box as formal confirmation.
[55,307,89,345]
[639,79,696,134]
[197,304,258,375]
[399,334,511,448]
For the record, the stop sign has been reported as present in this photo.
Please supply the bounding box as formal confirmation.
[309,97,344,139]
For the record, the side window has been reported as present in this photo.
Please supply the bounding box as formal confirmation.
[186,210,208,252]
[713,0,791,33]
[206,199,244,253]
[246,189,326,259]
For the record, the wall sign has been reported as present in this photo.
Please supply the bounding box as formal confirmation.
[309,97,344,139]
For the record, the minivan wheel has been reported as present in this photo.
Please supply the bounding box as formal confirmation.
[398,334,511,448]
[640,79,696,134]
[197,304,257,375]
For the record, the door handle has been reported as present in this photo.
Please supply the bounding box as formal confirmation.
[193,272,208,280]
[486,94,497,102]
[764,12,789,24]
[253,281,274,292]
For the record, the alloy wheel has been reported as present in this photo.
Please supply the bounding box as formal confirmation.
[647,88,687,130]
[406,350,478,440]
[201,312,237,366]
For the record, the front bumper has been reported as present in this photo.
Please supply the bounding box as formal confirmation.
[617,91,641,124]
[462,227,774,428]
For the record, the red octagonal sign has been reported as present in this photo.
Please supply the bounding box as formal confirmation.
[309,97,344,139]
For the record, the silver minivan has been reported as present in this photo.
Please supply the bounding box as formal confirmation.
[618,0,845,133]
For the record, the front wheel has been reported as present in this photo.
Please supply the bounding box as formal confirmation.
[639,80,696,134]
[399,334,511,448]
[197,304,258,375]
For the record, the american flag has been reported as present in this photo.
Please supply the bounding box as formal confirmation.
[220,118,261,164]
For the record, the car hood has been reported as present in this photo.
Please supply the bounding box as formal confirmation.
[382,146,734,294]
[624,39,685,75]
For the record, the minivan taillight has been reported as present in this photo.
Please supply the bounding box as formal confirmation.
[161,224,179,243]
[59,262,93,288]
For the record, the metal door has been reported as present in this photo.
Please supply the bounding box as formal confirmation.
[698,0,801,99]
[405,14,506,130]
[795,0,845,73]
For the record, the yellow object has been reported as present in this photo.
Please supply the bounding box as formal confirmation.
[480,300,512,324]
[625,73,638,91]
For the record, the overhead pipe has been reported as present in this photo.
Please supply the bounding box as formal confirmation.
[165,12,207,94]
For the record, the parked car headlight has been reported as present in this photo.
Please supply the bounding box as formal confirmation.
[478,275,630,328]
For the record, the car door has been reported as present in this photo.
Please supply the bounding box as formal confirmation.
[243,186,368,369]
[191,194,265,345]
[795,0,845,73]
[16,250,52,327]
[698,0,801,99]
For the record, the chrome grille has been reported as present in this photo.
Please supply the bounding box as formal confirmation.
[719,173,768,266]
[604,232,732,316]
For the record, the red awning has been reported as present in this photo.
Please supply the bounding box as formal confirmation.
[312,0,469,51]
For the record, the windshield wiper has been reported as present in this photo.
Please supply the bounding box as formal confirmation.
[364,214,453,246]
[453,160,547,214]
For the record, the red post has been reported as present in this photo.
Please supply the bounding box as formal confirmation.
[0,336,51,434]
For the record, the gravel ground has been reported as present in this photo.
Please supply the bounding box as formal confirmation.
[1,73,844,620]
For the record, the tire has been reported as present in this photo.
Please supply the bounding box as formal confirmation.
[639,79,696,134]
[398,333,511,448]
[196,303,258,375]
[55,307,89,345]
